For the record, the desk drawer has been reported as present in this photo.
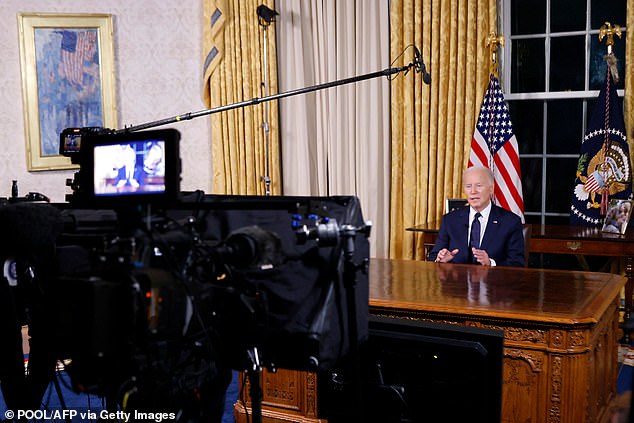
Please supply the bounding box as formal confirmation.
[530,238,631,256]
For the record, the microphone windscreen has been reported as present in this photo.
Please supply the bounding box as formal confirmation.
[422,66,432,84]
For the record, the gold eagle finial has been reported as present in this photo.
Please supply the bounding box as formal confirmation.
[599,22,621,54]
[599,22,621,82]
[485,32,504,77]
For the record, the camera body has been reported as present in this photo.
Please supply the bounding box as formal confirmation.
[48,194,370,419]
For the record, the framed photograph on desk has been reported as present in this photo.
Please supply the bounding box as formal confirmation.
[602,199,632,235]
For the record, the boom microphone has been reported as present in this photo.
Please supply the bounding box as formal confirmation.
[413,46,432,85]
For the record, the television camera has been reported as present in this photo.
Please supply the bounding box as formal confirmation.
[16,127,372,422]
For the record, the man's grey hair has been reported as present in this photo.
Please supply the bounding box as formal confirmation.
[463,166,494,185]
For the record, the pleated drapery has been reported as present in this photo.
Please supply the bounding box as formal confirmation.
[203,0,281,195]
[275,0,391,258]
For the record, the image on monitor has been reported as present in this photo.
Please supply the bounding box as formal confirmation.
[93,139,166,197]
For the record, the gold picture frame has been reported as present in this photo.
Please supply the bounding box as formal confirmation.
[602,199,633,235]
[18,13,117,171]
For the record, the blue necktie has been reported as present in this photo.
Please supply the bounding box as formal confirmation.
[470,213,481,263]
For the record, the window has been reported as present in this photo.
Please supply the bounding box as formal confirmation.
[501,0,627,224]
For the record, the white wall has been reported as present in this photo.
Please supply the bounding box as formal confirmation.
[0,0,212,202]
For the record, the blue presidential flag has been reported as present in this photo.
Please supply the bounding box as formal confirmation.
[570,59,632,226]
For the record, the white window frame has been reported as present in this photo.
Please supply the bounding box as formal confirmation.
[498,0,626,224]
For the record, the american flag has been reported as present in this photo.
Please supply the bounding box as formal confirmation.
[468,74,525,222]
[60,30,97,86]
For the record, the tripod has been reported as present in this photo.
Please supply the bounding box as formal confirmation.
[237,220,370,423]
[258,6,275,196]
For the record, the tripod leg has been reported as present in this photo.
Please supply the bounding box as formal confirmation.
[247,370,263,423]
[342,252,367,421]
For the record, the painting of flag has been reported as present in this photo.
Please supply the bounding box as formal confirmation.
[18,13,117,171]
[34,28,102,157]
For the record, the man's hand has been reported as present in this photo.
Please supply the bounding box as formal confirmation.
[471,247,492,266]
[435,248,459,263]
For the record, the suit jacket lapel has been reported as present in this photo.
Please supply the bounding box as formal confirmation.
[480,204,500,249]
[457,207,471,254]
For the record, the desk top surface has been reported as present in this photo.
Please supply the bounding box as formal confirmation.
[369,258,625,325]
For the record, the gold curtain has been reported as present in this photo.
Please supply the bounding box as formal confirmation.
[202,0,281,195]
[389,0,496,259]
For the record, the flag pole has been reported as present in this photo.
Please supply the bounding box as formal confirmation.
[484,33,504,193]
[598,22,622,215]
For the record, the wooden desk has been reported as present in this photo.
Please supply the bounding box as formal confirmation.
[407,222,634,327]
[235,259,625,423]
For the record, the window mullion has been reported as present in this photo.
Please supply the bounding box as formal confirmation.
[542,0,550,224]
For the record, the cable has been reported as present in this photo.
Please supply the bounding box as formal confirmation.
[387,44,417,81]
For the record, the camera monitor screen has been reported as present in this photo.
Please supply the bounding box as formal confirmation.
[88,129,181,204]
[94,141,166,196]
[61,131,82,155]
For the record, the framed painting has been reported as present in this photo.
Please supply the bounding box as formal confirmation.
[18,13,117,171]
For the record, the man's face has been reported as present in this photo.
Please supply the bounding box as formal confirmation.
[463,169,493,212]
[617,205,630,224]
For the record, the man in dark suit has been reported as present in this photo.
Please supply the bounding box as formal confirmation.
[428,166,525,267]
